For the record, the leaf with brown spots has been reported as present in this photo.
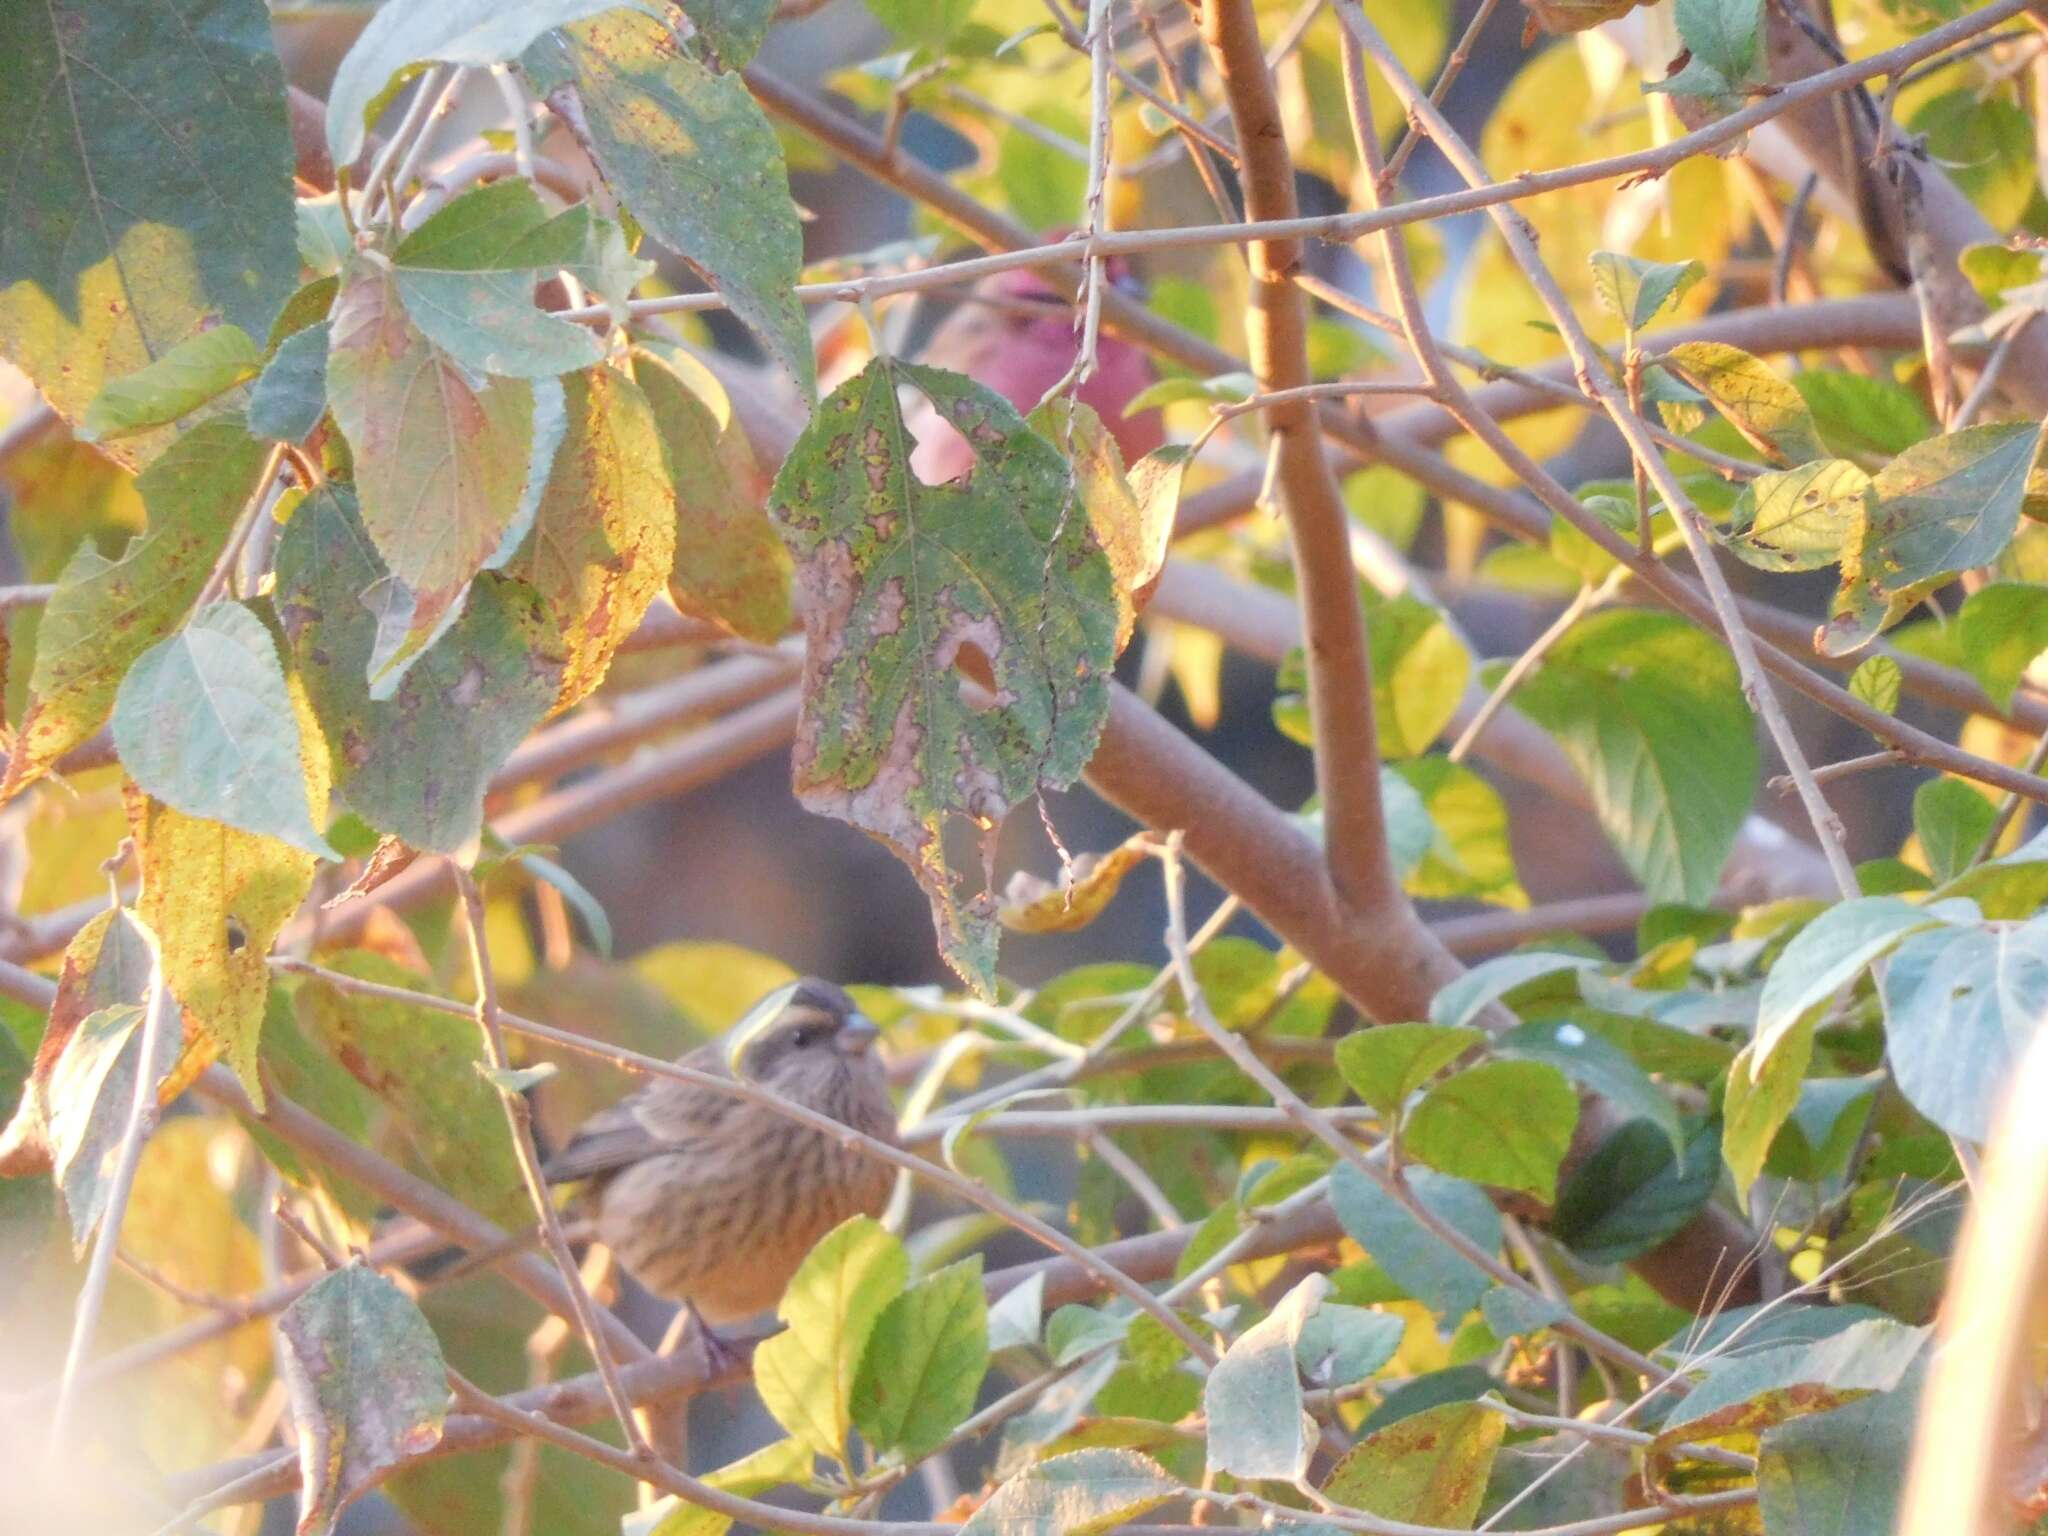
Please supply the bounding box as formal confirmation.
[275,486,566,855]
[127,785,318,1108]
[324,261,550,676]
[0,419,272,806]
[768,355,1117,994]
[503,363,676,712]
[998,834,1152,934]
[1321,1400,1504,1529]
[639,347,793,644]
[278,1260,448,1536]
[294,950,529,1230]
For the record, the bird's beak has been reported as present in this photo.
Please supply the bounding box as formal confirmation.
[839,1012,879,1055]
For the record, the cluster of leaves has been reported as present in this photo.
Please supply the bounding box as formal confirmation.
[6,0,2048,1535]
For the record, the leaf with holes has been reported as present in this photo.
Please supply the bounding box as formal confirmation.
[501,364,675,712]
[526,10,813,397]
[276,487,566,854]
[279,1261,448,1536]
[129,788,318,1107]
[756,1217,908,1462]
[325,261,553,669]
[638,348,792,644]
[768,356,1117,994]
[1720,459,1869,572]
[0,0,297,464]
[111,601,335,860]
[391,180,649,378]
[0,419,272,805]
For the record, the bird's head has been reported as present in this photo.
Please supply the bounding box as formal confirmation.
[724,977,885,1106]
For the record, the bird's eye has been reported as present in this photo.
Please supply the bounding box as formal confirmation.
[792,1024,829,1050]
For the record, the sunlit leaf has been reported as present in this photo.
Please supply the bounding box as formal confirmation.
[1882,915,2048,1140]
[527,10,815,397]
[1405,1060,1578,1201]
[276,487,566,854]
[1335,1022,1483,1123]
[1720,459,1870,572]
[1753,897,1956,1069]
[1497,1019,1679,1157]
[81,326,261,443]
[279,1261,449,1536]
[111,600,336,860]
[1792,372,1934,463]
[1587,252,1704,333]
[1957,583,2048,711]
[1858,422,2042,599]
[755,1215,909,1461]
[0,0,297,462]
[998,835,1151,934]
[1914,779,1995,884]
[959,1448,1178,1536]
[1664,342,1827,466]
[1204,1273,1326,1481]
[1661,1318,1926,1438]
[638,348,792,644]
[852,1254,988,1460]
[768,356,1116,993]
[1321,1400,1503,1527]
[325,261,552,667]
[1724,1019,1812,1201]
[1848,654,1902,715]
[1392,756,1528,909]
[1506,609,1758,906]
[627,1439,815,1536]
[391,180,649,378]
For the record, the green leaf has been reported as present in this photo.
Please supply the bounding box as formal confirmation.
[49,995,178,1250]
[754,1216,909,1461]
[1405,1060,1578,1201]
[1587,252,1704,333]
[1765,1074,1878,1183]
[502,363,676,712]
[295,950,530,1229]
[1551,1117,1720,1265]
[1848,654,1902,714]
[1321,1401,1504,1528]
[1329,1163,1499,1323]
[628,1439,815,1536]
[1497,1019,1680,1158]
[1720,459,1870,572]
[519,853,613,957]
[1429,951,1601,1031]
[0,418,272,804]
[1295,1303,1403,1389]
[1663,1318,1926,1436]
[1882,915,2048,1140]
[275,487,567,854]
[767,356,1117,994]
[248,322,332,443]
[1915,779,1996,884]
[0,0,297,462]
[391,180,649,378]
[1664,342,1827,465]
[111,601,336,860]
[851,1254,988,1460]
[869,0,978,49]
[958,1449,1178,1536]
[1672,0,1762,90]
[1121,371,1256,416]
[325,0,627,165]
[1939,826,2048,918]
[637,348,793,645]
[326,262,553,669]
[680,0,777,67]
[131,793,318,1107]
[81,326,262,442]
[1724,1019,1813,1201]
[1274,596,1471,762]
[1791,371,1935,463]
[1909,89,2037,230]
[1335,1022,1483,1122]
[527,10,815,398]
[1753,896,1955,1068]
[1957,583,2048,711]
[1861,422,2043,596]
[1204,1273,1327,1481]
[1478,1286,1568,1339]
[278,1261,448,1536]
[1391,756,1528,909]
[1507,608,1759,906]
[1756,1386,1917,1536]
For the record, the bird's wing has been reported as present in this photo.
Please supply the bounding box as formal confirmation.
[540,1099,668,1185]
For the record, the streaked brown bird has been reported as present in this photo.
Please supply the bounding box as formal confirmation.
[542,978,897,1329]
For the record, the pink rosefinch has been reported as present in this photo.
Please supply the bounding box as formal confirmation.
[908,261,1165,483]
[542,978,896,1326]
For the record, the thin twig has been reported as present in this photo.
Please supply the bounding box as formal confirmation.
[453,869,650,1456]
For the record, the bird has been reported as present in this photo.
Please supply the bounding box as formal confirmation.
[907,260,1166,485]
[541,977,898,1336]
